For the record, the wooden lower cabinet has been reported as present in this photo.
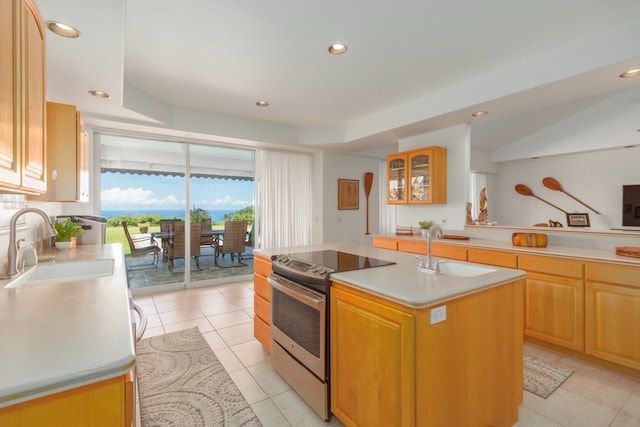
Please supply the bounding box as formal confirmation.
[519,254,584,352]
[253,254,272,351]
[429,242,467,260]
[0,373,133,427]
[585,263,640,371]
[331,279,523,427]
[372,236,398,250]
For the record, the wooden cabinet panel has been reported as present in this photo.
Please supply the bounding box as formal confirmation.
[585,263,640,371]
[253,254,272,351]
[585,262,640,288]
[386,146,447,204]
[519,254,583,279]
[372,236,398,250]
[0,374,131,426]
[331,285,415,427]
[398,239,427,255]
[430,242,467,261]
[0,0,45,193]
[524,272,584,351]
[468,247,517,268]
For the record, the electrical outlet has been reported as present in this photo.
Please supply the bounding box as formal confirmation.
[430,305,446,324]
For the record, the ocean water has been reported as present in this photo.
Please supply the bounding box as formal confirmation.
[101,209,237,223]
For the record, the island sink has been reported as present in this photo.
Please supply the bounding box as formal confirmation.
[3,259,115,288]
[435,261,497,277]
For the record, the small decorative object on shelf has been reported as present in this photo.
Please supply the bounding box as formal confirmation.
[566,213,590,227]
[395,225,413,235]
[466,202,473,225]
[478,188,488,223]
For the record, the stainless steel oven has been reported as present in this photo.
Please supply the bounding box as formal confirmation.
[269,273,329,419]
[269,250,395,421]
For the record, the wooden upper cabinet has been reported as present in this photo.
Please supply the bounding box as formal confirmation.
[386,146,447,204]
[0,0,46,193]
[35,102,89,202]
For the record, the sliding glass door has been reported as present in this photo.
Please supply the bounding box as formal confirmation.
[98,133,254,293]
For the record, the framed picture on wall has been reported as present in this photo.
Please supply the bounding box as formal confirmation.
[338,179,359,210]
[566,213,590,227]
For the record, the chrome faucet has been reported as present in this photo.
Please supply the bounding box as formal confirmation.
[4,208,57,278]
[426,224,444,272]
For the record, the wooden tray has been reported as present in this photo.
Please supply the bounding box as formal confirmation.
[442,235,470,240]
[615,246,640,258]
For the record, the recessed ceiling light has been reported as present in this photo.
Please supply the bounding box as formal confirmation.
[620,68,640,78]
[88,90,110,99]
[328,43,348,55]
[46,21,80,38]
[471,111,489,117]
[256,101,269,107]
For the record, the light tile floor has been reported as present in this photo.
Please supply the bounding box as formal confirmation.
[134,281,640,427]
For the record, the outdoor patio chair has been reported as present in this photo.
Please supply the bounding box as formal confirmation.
[168,221,202,271]
[213,220,248,267]
[122,221,160,270]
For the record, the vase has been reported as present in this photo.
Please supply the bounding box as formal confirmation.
[421,229,429,238]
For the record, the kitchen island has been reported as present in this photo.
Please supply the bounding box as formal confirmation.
[0,244,135,426]
[255,243,526,426]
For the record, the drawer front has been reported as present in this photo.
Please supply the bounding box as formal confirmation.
[585,262,640,288]
[254,315,271,351]
[468,248,517,268]
[373,236,398,250]
[519,254,583,278]
[254,293,271,324]
[430,243,467,261]
[398,240,427,255]
[254,255,272,277]
[254,273,271,302]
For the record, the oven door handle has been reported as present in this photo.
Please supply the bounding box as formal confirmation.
[269,276,325,307]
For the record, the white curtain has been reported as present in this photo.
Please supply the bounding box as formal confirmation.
[255,149,312,249]
[378,160,396,234]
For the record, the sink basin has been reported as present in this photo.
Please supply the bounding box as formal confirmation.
[435,261,497,277]
[4,259,115,288]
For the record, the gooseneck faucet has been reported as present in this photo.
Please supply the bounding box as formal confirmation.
[4,208,57,278]
[426,224,444,272]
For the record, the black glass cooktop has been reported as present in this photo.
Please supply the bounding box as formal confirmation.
[284,250,395,272]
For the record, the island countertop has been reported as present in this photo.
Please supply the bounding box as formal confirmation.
[0,244,135,408]
[255,243,526,309]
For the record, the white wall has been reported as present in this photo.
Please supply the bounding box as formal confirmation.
[396,124,470,231]
[321,151,382,246]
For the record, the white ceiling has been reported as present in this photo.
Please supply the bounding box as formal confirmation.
[37,0,640,154]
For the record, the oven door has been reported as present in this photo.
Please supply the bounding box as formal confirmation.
[269,274,326,380]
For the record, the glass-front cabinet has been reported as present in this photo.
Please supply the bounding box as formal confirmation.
[387,153,407,204]
[386,146,447,204]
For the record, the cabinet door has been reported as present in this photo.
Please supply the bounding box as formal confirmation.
[408,146,447,205]
[0,0,21,187]
[20,0,45,192]
[430,242,467,261]
[253,255,272,351]
[386,153,407,204]
[524,272,584,351]
[331,285,415,427]
[397,239,427,255]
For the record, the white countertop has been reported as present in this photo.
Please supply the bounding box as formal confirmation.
[379,233,640,266]
[0,244,135,408]
[256,243,526,309]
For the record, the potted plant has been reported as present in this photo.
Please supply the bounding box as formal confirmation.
[54,219,84,250]
[418,220,434,238]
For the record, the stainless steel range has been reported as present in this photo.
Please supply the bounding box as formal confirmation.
[269,250,395,420]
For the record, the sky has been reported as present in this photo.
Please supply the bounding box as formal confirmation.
[100,172,254,211]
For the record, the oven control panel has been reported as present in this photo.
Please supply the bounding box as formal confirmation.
[271,254,335,286]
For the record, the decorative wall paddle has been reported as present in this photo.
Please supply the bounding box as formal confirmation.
[515,184,567,213]
[542,177,600,214]
[364,172,373,235]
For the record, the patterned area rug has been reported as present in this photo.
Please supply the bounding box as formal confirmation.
[524,356,574,399]
[136,327,263,426]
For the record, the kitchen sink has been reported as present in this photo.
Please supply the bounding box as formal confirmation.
[3,259,115,288]
[436,261,497,277]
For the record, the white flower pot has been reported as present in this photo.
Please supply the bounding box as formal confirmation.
[55,241,73,250]
[421,229,429,238]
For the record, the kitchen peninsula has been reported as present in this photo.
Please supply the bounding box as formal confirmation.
[255,243,526,426]
[0,244,135,427]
